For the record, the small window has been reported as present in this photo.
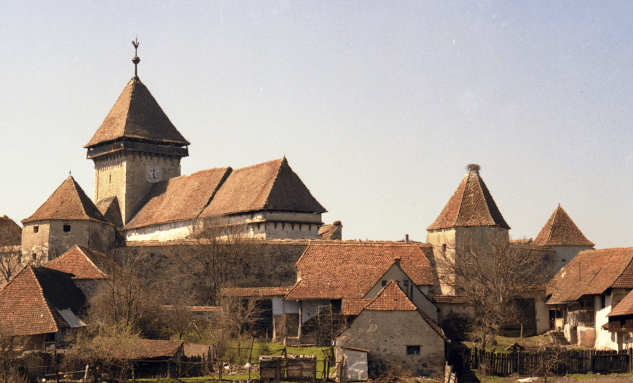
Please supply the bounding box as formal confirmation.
[33,226,39,233]
[562,259,566,262]
[406,345,421,355]
[63,225,71,232]
[404,280,409,287]
[601,295,606,309]
[382,280,387,286]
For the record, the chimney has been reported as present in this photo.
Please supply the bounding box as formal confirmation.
[405,234,409,243]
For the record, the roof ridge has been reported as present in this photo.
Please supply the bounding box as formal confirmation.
[76,246,108,279]
[453,173,470,228]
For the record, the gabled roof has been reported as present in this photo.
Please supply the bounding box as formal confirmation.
[200,158,326,217]
[44,245,112,280]
[22,177,108,224]
[364,280,417,311]
[0,266,86,336]
[533,205,594,247]
[285,242,434,300]
[125,168,231,230]
[427,165,510,231]
[608,289,633,318]
[85,77,189,148]
[97,196,124,228]
[547,248,633,305]
[0,215,21,247]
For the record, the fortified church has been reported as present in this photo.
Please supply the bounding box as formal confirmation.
[19,45,327,263]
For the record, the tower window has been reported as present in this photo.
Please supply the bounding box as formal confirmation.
[63,225,71,232]
[382,280,387,286]
[33,226,39,233]
[406,346,421,355]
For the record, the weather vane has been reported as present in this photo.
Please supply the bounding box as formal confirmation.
[132,37,140,78]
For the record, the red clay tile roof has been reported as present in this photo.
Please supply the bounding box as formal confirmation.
[285,242,434,300]
[91,337,184,360]
[608,289,633,317]
[547,248,633,305]
[0,266,86,336]
[44,245,112,280]
[0,215,21,247]
[533,205,594,247]
[126,168,231,230]
[221,286,293,298]
[427,167,510,231]
[96,196,124,228]
[200,158,326,217]
[341,299,373,316]
[85,77,189,148]
[364,280,417,311]
[22,177,108,224]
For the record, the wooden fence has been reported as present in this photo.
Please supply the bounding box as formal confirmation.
[451,348,633,377]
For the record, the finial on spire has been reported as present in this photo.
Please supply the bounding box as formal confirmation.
[132,37,140,78]
[466,164,480,174]
[69,170,72,176]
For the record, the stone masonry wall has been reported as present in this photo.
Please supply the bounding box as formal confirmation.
[337,310,445,378]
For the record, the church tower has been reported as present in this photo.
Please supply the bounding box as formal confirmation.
[85,40,190,224]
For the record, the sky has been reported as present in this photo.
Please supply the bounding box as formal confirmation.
[1,1,633,248]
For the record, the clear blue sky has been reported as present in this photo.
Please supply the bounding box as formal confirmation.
[2,1,633,248]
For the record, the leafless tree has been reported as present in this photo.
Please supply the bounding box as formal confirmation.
[0,329,27,383]
[0,217,22,287]
[435,232,554,350]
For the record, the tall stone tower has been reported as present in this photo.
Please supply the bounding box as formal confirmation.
[426,164,511,295]
[85,41,190,224]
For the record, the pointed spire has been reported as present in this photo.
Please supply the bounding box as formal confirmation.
[427,164,510,231]
[533,205,594,246]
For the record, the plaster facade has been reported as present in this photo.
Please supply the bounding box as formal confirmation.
[336,310,445,378]
[21,220,115,263]
[550,245,594,273]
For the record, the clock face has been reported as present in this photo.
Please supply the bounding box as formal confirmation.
[147,166,161,183]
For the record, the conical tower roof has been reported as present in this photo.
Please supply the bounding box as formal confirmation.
[427,164,510,231]
[533,205,594,246]
[22,177,108,224]
[85,77,189,148]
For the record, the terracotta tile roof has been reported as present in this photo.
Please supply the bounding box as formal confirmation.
[126,168,231,230]
[22,177,108,224]
[341,299,373,315]
[285,242,434,300]
[200,158,326,217]
[354,281,449,342]
[162,305,222,313]
[0,215,21,247]
[221,286,293,298]
[91,337,184,360]
[44,245,112,280]
[510,239,532,245]
[96,196,124,228]
[547,248,633,305]
[85,77,189,148]
[364,280,417,311]
[608,289,633,317]
[427,166,510,231]
[0,266,86,336]
[533,205,594,247]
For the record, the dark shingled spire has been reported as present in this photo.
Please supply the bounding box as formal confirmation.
[427,164,510,231]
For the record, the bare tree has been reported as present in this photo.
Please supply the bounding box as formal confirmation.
[0,216,22,287]
[435,232,553,349]
[0,329,27,383]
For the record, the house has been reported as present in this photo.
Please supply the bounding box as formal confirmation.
[0,265,87,350]
[44,244,117,299]
[604,288,633,350]
[336,280,448,379]
[546,247,633,349]
[284,242,439,337]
